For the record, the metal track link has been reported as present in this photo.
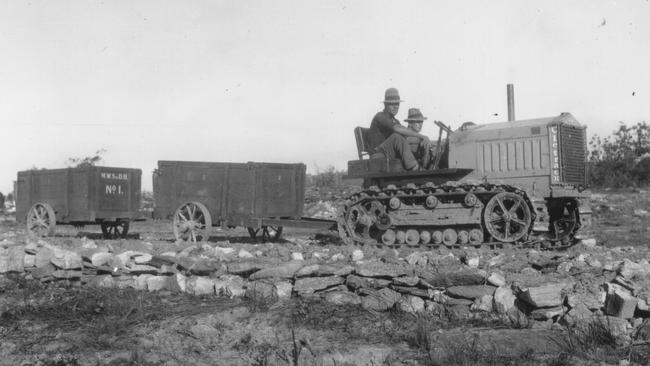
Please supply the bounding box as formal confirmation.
[337,181,576,250]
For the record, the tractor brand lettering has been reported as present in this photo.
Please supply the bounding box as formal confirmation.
[101,172,128,180]
[549,127,561,183]
[105,184,124,195]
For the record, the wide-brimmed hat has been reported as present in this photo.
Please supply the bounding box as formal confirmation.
[381,88,403,104]
[404,108,427,122]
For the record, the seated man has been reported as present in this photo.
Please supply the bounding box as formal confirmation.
[404,108,435,169]
[366,88,432,171]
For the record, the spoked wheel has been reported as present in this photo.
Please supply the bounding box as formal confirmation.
[27,202,56,237]
[248,225,283,242]
[247,227,259,239]
[549,200,578,242]
[101,221,130,239]
[173,201,212,242]
[483,192,532,243]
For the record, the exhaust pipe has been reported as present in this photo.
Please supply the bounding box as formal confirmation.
[507,84,515,121]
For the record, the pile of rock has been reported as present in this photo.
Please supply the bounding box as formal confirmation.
[2,239,650,339]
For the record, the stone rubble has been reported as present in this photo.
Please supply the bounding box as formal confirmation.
[2,238,650,340]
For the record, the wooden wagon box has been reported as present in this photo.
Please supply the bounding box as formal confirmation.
[16,166,142,237]
[152,160,306,241]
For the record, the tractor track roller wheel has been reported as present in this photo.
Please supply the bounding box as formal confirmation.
[405,229,420,246]
[458,230,469,245]
[442,229,458,246]
[425,195,438,209]
[389,197,401,210]
[464,193,478,207]
[432,230,443,244]
[420,230,431,245]
[469,229,484,245]
[381,229,396,245]
[395,231,406,244]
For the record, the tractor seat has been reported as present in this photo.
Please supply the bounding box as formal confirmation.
[351,126,403,174]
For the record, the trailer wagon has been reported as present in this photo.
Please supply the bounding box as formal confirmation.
[16,166,142,238]
[153,160,335,242]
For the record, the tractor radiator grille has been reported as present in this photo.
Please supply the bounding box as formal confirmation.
[559,125,587,186]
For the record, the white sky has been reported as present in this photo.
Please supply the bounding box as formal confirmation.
[1,0,649,193]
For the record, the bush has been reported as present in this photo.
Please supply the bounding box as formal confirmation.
[306,166,345,188]
[589,122,650,187]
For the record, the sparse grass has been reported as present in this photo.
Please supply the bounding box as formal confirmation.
[39,355,81,366]
[424,335,538,366]
[242,284,277,313]
[0,280,239,354]
[551,318,623,364]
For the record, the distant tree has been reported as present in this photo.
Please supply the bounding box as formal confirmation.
[141,190,154,211]
[589,122,650,187]
[65,149,107,168]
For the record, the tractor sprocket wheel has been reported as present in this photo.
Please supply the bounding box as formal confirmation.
[483,192,531,243]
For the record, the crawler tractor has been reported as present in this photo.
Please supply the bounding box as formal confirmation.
[339,112,592,248]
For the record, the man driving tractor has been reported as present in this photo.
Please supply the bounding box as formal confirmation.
[366,88,434,171]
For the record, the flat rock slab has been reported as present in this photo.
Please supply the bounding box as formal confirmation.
[294,276,345,295]
[390,285,433,299]
[295,264,354,277]
[325,291,362,306]
[417,268,486,288]
[393,276,419,287]
[346,274,391,290]
[187,260,224,276]
[361,288,401,311]
[517,281,573,308]
[530,306,565,320]
[148,255,178,268]
[446,285,496,300]
[249,261,304,280]
[227,261,267,276]
[355,262,411,278]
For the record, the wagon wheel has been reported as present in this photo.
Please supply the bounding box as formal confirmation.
[26,202,56,237]
[101,221,130,239]
[247,227,260,239]
[549,201,578,242]
[262,226,283,242]
[483,192,531,243]
[173,202,212,242]
[247,226,283,242]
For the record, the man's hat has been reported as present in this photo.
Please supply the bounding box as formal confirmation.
[382,88,403,104]
[404,108,427,122]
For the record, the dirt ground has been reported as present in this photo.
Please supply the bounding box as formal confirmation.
[0,188,649,366]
